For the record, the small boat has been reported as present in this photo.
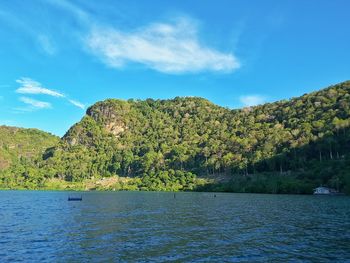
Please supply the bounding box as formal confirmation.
[314,186,331,195]
[313,186,343,195]
[68,196,82,201]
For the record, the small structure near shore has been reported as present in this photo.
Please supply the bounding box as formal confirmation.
[313,186,338,195]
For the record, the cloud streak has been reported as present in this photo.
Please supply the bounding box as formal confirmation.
[240,95,267,107]
[47,0,90,24]
[19,97,51,109]
[16,78,64,97]
[15,77,85,110]
[46,1,241,74]
[38,35,57,55]
[68,99,85,109]
[86,18,240,74]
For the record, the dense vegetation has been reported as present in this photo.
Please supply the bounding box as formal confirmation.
[0,126,59,188]
[1,81,350,193]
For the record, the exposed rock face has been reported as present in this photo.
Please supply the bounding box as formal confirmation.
[0,157,10,169]
[87,101,128,138]
[104,121,126,137]
[63,99,129,146]
[67,137,78,146]
[87,103,116,122]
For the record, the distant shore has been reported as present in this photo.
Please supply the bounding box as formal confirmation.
[1,177,347,195]
[1,173,349,195]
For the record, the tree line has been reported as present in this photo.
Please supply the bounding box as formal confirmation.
[1,81,350,193]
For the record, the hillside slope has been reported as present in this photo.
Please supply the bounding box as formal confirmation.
[0,126,59,169]
[37,81,350,193]
[1,81,349,192]
[0,126,59,188]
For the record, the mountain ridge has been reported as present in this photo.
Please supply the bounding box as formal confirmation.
[1,80,350,193]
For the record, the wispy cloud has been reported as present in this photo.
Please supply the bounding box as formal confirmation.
[0,8,60,57]
[15,77,85,110]
[86,18,240,74]
[45,1,241,74]
[16,78,64,97]
[68,99,85,109]
[239,95,267,107]
[47,0,90,23]
[19,97,51,109]
[38,35,57,55]
[4,0,241,75]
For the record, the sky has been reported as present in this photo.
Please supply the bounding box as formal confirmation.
[0,0,349,136]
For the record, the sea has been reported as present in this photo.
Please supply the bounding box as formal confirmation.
[0,191,349,262]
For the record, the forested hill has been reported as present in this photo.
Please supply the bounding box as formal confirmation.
[0,126,59,174]
[1,81,350,193]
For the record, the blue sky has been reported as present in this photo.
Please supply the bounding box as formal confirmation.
[0,0,349,136]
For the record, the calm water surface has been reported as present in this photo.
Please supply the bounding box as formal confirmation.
[0,191,349,262]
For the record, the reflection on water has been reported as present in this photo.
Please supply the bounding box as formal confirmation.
[0,191,349,262]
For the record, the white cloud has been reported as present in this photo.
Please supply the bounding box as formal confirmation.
[239,95,267,107]
[38,35,57,55]
[47,0,89,23]
[16,78,64,97]
[69,99,85,109]
[15,77,85,110]
[45,1,241,74]
[86,18,240,74]
[19,97,51,109]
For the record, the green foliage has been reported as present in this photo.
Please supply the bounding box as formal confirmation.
[0,126,59,189]
[0,126,59,169]
[140,170,198,191]
[197,173,315,194]
[1,81,350,193]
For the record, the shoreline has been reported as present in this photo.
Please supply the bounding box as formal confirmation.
[1,187,347,195]
[1,174,348,195]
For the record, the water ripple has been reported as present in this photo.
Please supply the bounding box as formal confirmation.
[0,191,349,262]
